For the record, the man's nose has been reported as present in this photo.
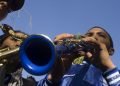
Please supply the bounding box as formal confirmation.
[91,34,98,41]
[15,41,21,46]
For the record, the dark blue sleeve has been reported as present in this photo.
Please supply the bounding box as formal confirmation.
[103,67,120,86]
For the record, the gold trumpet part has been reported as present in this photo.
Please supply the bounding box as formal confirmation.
[0,47,21,74]
[0,47,19,57]
[0,47,19,63]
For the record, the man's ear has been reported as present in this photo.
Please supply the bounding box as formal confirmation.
[109,48,114,56]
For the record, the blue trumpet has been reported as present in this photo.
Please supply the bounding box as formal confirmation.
[19,34,95,75]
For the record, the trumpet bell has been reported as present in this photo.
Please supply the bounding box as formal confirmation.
[19,34,56,75]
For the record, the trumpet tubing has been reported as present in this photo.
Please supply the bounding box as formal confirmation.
[0,47,19,63]
[0,48,19,57]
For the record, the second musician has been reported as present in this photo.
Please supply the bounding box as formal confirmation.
[38,26,120,86]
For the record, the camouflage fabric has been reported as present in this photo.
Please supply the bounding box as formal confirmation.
[73,56,84,64]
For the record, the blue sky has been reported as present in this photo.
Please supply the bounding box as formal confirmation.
[1,0,120,81]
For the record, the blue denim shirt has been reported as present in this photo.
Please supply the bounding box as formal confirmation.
[37,62,120,86]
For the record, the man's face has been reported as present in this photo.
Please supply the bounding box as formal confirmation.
[0,0,9,21]
[0,32,27,73]
[1,32,27,49]
[85,28,111,49]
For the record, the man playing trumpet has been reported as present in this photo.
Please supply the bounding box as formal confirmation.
[0,24,37,86]
[38,26,120,86]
